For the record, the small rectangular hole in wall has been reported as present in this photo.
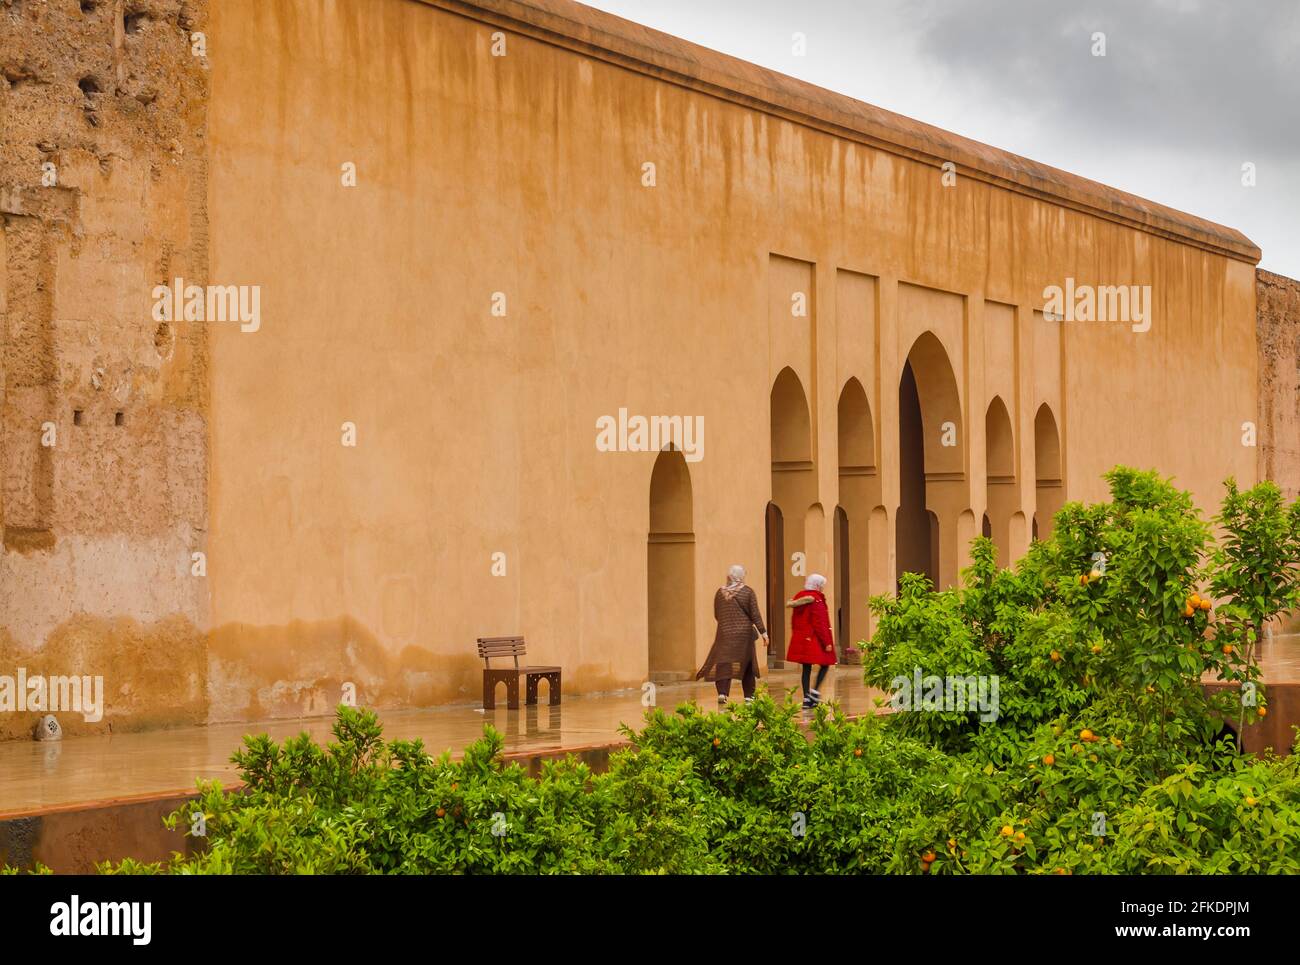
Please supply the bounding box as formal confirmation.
[73,410,83,426]
[114,411,125,427]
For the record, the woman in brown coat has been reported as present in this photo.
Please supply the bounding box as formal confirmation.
[696,564,768,705]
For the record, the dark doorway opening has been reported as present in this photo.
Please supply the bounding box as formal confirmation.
[896,360,935,586]
[765,501,785,667]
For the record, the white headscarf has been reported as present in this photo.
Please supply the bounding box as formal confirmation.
[804,573,827,592]
[724,564,747,593]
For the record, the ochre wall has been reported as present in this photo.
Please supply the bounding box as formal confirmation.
[0,0,1273,738]
[196,0,1258,723]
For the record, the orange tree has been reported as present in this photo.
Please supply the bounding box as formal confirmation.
[1210,479,1300,748]
[864,468,1291,770]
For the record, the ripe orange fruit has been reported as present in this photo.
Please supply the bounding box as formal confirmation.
[922,850,936,863]
[1015,831,1026,842]
[1000,825,1014,837]
[712,737,721,747]
[1199,598,1212,611]
[1110,736,1123,748]
[436,807,446,818]
[1222,644,1234,656]
[1042,754,1055,766]
[1080,574,1089,586]
[1089,569,1102,582]
[1245,796,1257,807]
[1053,867,1068,875]
[1050,650,1062,662]
[1080,728,1096,742]
[1259,706,1268,718]
[1091,644,1102,655]
[1189,593,1201,607]
[1183,604,1195,618]
[854,748,863,757]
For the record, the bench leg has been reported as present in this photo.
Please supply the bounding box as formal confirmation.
[483,672,495,711]
[525,674,539,706]
[548,672,561,706]
[506,675,520,710]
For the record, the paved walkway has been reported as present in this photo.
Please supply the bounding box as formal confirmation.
[4,630,1296,816]
[0,666,882,814]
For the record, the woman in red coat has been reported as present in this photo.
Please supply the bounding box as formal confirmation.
[786,574,836,708]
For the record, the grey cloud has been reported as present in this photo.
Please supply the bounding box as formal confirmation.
[912,0,1300,156]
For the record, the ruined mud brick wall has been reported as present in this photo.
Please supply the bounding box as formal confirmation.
[0,0,209,739]
[1257,270,1300,502]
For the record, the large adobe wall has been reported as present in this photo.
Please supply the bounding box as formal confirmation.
[0,0,210,739]
[1257,270,1300,501]
[196,0,1257,723]
[0,0,1274,739]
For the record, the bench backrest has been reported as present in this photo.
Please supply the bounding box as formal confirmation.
[478,636,526,668]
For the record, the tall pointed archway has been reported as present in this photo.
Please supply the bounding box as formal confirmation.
[648,447,694,682]
[897,332,965,589]
[837,377,878,653]
[1034,404,1064,540]
[984,396,1017,567]
[770,367,815,665]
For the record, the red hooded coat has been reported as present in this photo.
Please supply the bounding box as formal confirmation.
[785,589,836,665]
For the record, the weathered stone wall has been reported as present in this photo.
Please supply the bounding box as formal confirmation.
[1257,269,1300,501]
[0,0,210,739]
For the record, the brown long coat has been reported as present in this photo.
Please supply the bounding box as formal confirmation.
[695,585,767,682]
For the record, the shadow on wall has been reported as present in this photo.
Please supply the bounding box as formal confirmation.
[207,616,478,724]
[0,615,206,741]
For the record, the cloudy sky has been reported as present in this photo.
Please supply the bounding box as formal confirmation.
[583,0,1300,277]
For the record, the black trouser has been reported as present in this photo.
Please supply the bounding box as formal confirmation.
[716,659,756,699]
[801,663,829,696]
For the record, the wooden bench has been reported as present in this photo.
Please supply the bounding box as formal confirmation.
[477,636,562,710]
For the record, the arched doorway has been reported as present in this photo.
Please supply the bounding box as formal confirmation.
[1034,404,1064,540]
[648,448,695,682]
[897,362,931,584]
[837,377,878,653]
[833,505,849,658]
[765,501,785,662]
[770,367,815,666]
[985,396,1016,567]
[897,332,964,589]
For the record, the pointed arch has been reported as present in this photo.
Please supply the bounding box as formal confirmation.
[837,377,875,470]
[897,332,966,588]
[985,395,1017,566]
[837,376,878,653]
[771,367,812,464]
[985,396,1015,480]
[769,366,816,667]
[903,331,963,476]
[648,448,695,681]
[1034,403,1064,540]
